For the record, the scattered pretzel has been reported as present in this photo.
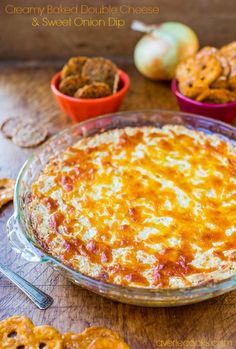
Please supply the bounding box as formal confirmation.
[0,178,15,209]
[0,316,35,348]
[0,316,131,349]
[63,327,130,349]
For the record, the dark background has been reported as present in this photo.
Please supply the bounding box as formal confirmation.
[0,0,235,61]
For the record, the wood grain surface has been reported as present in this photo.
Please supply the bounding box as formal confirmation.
[0,62,235,349]
[0,0,236,60]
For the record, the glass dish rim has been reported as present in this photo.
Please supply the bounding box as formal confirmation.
[13,109,236,299]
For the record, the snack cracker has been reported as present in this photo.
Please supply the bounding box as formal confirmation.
[82,57,118,93]
[12,123,48,148]
[176,41,236,103]
[74,82,111,99]
[61,56,88,79]
[1,118,22,139]
[176,55,222,98]
[59,75,90,96]
[196,89,236,103]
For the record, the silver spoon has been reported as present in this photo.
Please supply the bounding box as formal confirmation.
[0,262,53,309]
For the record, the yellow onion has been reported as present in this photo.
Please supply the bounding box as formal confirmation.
[132,21,199,80]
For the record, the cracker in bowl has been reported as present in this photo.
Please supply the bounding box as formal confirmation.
[196,88,236,103]
[59,56,120,99]
[176,54,222,98]
[74,82,111,99]
[82,57,119,93]
[61,56,89,79]
[59,75,90,96]
[175,41,236,103]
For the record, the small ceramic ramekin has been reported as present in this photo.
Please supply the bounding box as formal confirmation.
[171,79,236,123]
[51,69,130,123]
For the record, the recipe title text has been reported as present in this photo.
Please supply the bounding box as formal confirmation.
[5,4,160,28]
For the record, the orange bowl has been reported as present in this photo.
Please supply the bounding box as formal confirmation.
[51,69,130,123]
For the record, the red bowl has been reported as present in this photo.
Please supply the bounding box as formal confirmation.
[171,79,236,123]
[51,69,130,123]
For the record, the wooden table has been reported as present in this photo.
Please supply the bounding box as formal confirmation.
[0,61,235,349]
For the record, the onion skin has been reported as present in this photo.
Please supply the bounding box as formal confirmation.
[134,31,178,80]
[134,22,199,81]
[158,22,199,60]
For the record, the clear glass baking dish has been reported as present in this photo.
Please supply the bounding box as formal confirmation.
[7,110,236,307]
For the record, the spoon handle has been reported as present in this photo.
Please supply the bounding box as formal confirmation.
[0,262,53,309]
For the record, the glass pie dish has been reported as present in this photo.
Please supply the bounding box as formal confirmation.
[7,110,236,307]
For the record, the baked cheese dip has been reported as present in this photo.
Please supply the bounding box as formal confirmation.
[28,125,236,288]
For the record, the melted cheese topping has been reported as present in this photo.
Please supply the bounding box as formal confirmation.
[28,126,236,288]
